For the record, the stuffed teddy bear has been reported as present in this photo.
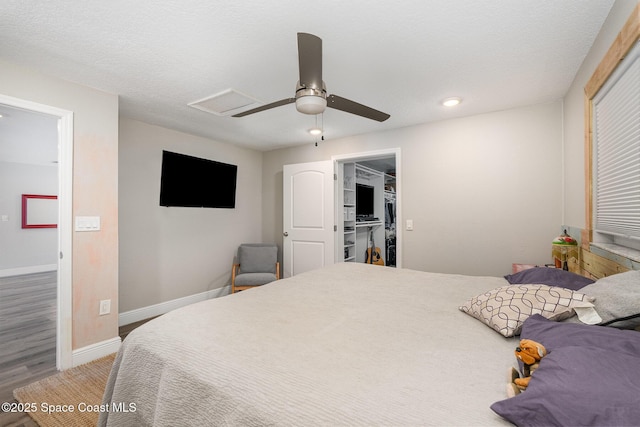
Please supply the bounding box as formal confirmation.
[508,339,547,397]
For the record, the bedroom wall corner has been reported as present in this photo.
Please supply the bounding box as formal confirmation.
[118,119,263,314]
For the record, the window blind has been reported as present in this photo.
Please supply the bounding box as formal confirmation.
[593,41,640,240]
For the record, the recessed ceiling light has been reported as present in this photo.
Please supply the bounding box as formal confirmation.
[309,128,322,136]
[441,97,462,107]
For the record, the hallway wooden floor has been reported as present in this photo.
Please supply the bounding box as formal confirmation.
[0,271,57,426]
[0,272,154,426]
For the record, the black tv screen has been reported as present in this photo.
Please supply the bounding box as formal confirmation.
[159,150,237,208]
[356,183,374,217]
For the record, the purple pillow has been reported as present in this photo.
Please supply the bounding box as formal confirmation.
[504,267,594,291]
[521,314,640,356]
[491,346,640,426]
[492,315,640,426]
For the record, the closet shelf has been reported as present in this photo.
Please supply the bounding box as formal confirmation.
[355,221,383,228]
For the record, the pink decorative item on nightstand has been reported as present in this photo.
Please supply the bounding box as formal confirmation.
[512,264,538,274]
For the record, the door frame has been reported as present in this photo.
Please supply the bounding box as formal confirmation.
[332,148,402,268]
[0,94,74,370]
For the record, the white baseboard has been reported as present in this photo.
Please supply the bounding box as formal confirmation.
[70,287,230,367]
[0,264,57,278]
[118,285,231,327]
[72,336,122,367]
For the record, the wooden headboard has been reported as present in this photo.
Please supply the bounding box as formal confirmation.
[565,246,631,280]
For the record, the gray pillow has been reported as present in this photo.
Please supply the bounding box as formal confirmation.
[579,270,640,329]
[238,245,277,274]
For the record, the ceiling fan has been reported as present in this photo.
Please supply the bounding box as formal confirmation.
[233,33,390,122]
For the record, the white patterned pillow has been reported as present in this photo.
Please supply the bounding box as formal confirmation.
[459,284,595,337]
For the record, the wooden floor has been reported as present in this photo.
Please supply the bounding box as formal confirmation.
[0,271,153,427]
[0,271,57,426]
[118,316,158,341]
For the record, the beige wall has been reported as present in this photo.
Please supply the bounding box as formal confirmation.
[562,0,639,228]
[263,101,563,276]
[118,119,263,312]
[0,60,119,349]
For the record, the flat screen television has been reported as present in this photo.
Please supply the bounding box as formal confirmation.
[356,183,374,218]
[159,150,237,208]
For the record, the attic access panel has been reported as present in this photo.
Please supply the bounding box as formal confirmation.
[188,89,262,117]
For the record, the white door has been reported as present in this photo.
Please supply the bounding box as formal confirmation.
[283,161,334,278]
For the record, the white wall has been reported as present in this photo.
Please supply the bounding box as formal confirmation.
[0,162,57,270]
[563,0,638,228]
[263,101,563,276]
[118,119,264,312]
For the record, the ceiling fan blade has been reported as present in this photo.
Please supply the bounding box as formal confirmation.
[297,33,323,90]
[232,98,295,117]
[327,95,390,122]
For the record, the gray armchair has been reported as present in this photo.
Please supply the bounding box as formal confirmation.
[231,244,280,293]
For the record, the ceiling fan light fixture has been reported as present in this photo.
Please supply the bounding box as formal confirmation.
[296,96,327,115]
[442,97,462,107]
[309,127,322,136]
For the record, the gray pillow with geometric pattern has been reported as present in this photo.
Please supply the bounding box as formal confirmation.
[459,284,596,337]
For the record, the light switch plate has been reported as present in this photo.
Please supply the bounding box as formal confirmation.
[406,219,414,231]
[75,216,100,231]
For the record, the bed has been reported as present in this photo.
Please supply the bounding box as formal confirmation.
[99,262,640,426]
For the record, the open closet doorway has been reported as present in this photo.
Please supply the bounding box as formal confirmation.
[334,148,401,268]
[282,148,401,278]
[0,95,74,385]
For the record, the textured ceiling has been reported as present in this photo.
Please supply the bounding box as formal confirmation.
[0,0,614,151]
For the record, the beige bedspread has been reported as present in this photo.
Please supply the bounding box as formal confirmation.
[100,263,516,426]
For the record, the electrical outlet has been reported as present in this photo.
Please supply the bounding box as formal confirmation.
[99,299,111,315]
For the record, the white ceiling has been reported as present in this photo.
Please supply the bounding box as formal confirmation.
[0,0,614,152]
[0,104,58,166]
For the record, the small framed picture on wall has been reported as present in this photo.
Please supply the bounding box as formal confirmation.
[22,194,58,229]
